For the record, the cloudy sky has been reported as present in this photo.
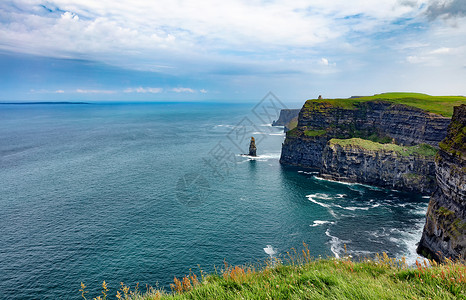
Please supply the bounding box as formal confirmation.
[1,0,465,102]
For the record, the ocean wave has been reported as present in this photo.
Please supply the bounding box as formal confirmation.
[313,176,382,191]
[306,194,337,218]
[325,229,350,259]
[263,245,277,257]
[298,170,319,175]
[310,220,335,227]
[269,133,286,136]
[396,221,427,265]
[306,193,379,212]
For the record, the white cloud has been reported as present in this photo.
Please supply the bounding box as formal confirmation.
[0,0,438,71]
[29,89,66,93]
[200,89,207,93]
[124,87,163,93]
[430,47,450,54]
[76,89,116,94]
[3,0,466,97]
[171,87,195,93]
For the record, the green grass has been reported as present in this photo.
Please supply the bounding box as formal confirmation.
[439,114,466,155]
[304,129,326,137]
[286,116,298,131]
[82,248,466,300]
[329,138,438,157]
[304,92,466,117]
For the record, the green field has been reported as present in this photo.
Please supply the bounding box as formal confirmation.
[305,92,466,117]
[329,138,438,157]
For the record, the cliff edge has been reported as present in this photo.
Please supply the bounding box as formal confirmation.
[417,104,466,261]
[280,93,466,194]
[320,138,437,194]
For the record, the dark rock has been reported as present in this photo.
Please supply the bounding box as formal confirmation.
[280,101,450,168]
[319,140,437,194]
[272,109,300,127]
[418,105,466,261]
[249,137,257,156]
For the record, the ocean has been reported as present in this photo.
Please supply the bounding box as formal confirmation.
[0,102,429,299]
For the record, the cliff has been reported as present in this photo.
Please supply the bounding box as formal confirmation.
[418,104,466,261]
[320,138,437,194]
[280,94,457,169]
[272,109,300,132]
[272,109,300,126]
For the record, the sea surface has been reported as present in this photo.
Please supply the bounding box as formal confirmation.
[0,102,429,299]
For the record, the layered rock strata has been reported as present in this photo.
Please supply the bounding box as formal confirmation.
[272,109,300,127]
[418,105,466,261]
[320,139,437,194]
[280,101,450,168]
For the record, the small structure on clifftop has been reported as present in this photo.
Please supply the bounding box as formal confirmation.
[249,137,257,156]
[318,95,322,99]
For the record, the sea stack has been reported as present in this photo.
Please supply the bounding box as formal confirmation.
[249,137,257,156]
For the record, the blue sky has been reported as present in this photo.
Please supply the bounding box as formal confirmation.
[1,0,465,102]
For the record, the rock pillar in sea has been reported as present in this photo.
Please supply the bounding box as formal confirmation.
[249,137,257,156]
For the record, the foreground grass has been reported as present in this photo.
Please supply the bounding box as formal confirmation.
[306,92,466,117]
[82,249,466,300]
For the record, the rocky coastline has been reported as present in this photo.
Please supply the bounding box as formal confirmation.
[320,138,437,194]
[278,93,466,260]
[279,96,451,194]
[417,105,466,261]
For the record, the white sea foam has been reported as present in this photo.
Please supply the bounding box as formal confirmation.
[343,206,370,211]
[310,220,335,227]
[325,229,350,258]
[263,245,276,258]
[397,220,428,266]
[307,193,378,212]
[306,194,337,218]
[250,153,281,161]
[422,196,431,199]
[313,176,382,191]
[238,153,281,161]
[252,131,267,135]
[269,132,286,136]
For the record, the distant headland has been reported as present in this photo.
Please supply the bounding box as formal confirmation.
[0,101,90,105]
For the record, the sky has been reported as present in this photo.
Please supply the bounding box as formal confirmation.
[1,0,465,102]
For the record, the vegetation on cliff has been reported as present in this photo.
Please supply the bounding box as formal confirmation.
[439,105,466,156]
[305,92,466,117]
[418,104,466,261]
[81,248,466,299]
[329,138,438,157]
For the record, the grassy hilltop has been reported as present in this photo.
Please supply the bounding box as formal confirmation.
[81,248,466,299]
[305,92,466,117]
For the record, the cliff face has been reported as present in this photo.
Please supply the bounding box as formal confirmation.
[418,105,466,261]
[272,109,300,126]
[320,139,436,194]
[280,101,450,168]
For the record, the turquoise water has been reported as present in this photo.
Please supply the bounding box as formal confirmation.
[0,103,429,299]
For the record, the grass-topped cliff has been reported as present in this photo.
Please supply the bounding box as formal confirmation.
[81,248,466,299]
[305,92,466,117]
[329,138,438,157]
